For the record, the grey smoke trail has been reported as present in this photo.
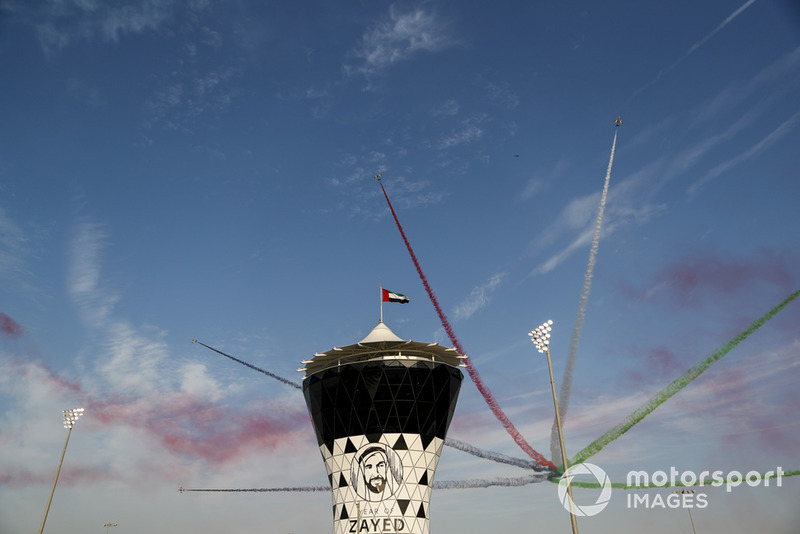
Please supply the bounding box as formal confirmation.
[433,473,549,489]
[192,339,539,468]
[180,475,550,493]
[444,438,546,471]
[550,130,617,467]
[181,486,329,493]
[193,339,302,390]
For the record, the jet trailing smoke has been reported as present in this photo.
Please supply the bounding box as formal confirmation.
[553,129,618,466]
[183,293,800,496]
[377,177,556,472]
[193,339,301,390]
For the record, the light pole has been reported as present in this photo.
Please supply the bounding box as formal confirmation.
[38,407,85,534]
[104,522,118,534]
[529,320,579,534]
[673,489,698,534]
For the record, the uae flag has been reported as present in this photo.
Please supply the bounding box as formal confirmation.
[382,289,410,303]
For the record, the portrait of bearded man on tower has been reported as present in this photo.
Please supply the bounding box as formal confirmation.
[351,444,404,502]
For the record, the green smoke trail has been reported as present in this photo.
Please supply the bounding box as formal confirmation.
[568,289,800,468]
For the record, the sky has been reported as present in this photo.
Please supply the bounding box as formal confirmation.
[1,0,799,532]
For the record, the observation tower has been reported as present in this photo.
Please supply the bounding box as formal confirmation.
[300,321,465,534]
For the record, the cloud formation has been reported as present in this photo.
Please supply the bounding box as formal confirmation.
[22,0,181,55]
[453,273,507,321]
[348,6,455,79]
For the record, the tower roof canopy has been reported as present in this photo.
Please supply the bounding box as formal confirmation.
[299,322,466,377]
[359,321,405,343]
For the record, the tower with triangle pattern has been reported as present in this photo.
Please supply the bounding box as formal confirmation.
[299,321,465,534]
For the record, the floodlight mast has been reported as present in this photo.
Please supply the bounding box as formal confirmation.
[673,489,698,534]
[529,321,579,534]
[38,408,85,534]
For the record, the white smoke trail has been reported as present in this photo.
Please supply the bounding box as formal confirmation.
[550,130,617,466]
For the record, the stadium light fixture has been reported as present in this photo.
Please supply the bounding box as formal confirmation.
[529,321,579,534]
[38,408,85,534]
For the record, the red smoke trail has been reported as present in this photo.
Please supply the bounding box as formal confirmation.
[191,338,538,467]
[0,313,24,338]
[378,180,556,471]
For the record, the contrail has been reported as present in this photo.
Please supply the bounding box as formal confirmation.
[192,338,543,469]
[192,338,302,390]
[377,177,557,471]
[568,289,800,468]
[631,0,759,100]
[551,130,617,466]
[682,0,759,60]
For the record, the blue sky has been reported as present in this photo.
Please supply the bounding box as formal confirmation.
[1,0,799,532]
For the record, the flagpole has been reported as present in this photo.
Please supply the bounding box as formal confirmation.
[379,284,384,323]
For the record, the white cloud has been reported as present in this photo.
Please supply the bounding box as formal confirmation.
[99,2,173,42]
[435,99,460,116]
[349,6,455,79]
[437,124,483,150]
[180,362,225,402]
[27,0,181,55]
[530,226,593,276]
[453,273,507,321]
[520,178,546,201]
[483,80,519,110]
[68,220,119,327]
